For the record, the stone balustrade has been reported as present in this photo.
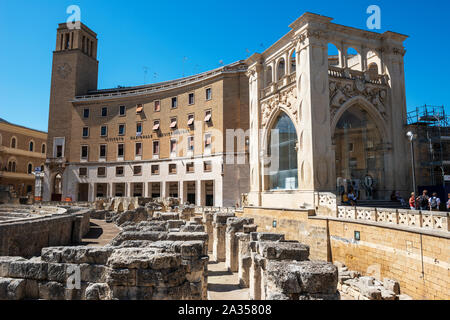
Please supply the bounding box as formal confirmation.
[337,206,450,232]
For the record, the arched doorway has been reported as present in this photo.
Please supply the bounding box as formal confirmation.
[52,173,63,201]
[334,104,385,200]
[265,112,298,190]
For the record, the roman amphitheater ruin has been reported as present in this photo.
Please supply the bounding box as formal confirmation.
[0,198,434,300]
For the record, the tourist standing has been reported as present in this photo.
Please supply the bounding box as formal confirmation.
[447,193,450,212]
[429,193,441,211]
[417,190,430,211]
[409,192,416,210]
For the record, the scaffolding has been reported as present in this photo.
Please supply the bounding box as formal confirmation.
[407,105,450,186]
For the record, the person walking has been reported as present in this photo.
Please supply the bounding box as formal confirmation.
[417,190,430,211]
[429,193,441,211]
[409,192,416,210]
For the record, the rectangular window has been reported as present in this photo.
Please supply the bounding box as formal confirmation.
[133,165,142,176]
[171,97,177,109]
[169,163,177,174]
[188,93,195,105]
[153,141,160,155]
[204,110,212,123]
[205,133,212,148]
[99,144,106,158]
[153,120,160,131]
[116,166,124,176]
[170,139,177,155]
[118,124,125,136]
[348,143,354,152]
[82,127,89,138]
[119,105,126,116]
[136,123,143,135]
[81,146,88,159]
[170,117,177,129]
[135,142,142,156]
[151,165,160,175]
[101,107,108,117]
[186,162,194,173]
[117,144,124,157]
[97,167,106,177]
[154,100,161,112]
[79,167,87,177]
[206,88,212,100]
[100,125,108,137]
[203,161,212,172]
[136,104,143,114]
[187,114,194,127]
[187,136,194,152]
[56,145,63,158]
[83,108,90,118]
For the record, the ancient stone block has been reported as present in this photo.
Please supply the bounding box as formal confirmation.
[38,281,66,300]
[251,232,285,242]
[7,260,48,280]
[47,263,69,282]
[0,257,26,277]
[0,278,26,300]
[106,269,136,286]
[258,242,310,261]
[85,283,110,300]
[383,278,400,295]
[80,264,107,283]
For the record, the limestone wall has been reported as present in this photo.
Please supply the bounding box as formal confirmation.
[0,205,92,258]
[240,206,450,300]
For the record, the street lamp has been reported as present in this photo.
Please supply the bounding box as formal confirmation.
[407,131,417,204]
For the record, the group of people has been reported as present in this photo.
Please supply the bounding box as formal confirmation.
[409,190,450,212]
[341,188,450,212]
[341,188,358,206]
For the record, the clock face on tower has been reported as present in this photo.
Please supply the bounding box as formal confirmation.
[57,63,72,79]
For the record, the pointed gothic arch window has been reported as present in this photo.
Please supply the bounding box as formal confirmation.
[266,112,298,190]
[334,104,385,200]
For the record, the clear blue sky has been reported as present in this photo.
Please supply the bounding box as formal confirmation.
[0,0,449,132]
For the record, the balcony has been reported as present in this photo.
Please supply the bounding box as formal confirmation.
[328,66,389,86]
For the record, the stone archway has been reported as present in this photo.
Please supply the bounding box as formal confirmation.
[333,102,387,200]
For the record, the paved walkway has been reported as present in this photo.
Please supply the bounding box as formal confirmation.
[207,255,249,300]
[81,219,120,247]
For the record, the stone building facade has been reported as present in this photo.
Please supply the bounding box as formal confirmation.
[43,23,249,206]
[245,12,410,211]
[0,119,47,198]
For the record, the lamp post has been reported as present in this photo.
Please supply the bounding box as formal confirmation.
[407,131,417,205]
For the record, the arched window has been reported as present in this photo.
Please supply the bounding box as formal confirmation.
[11,137,16,148]
[328,43,339,67]
[29,141,34,152]
[8,160,17,173]
[346,47,361,71]
[27,163,33,174]
[290,50,296,73]
[368,63,379,81]
[334,104,385,200]
[265,66,272,87]
[40,164,44,172]
[266,112,298,190]
[41,143,46,154]
[277,58,285,80]
[53,174,62,195]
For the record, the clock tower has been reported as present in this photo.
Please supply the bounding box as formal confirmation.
[45,22,98,201]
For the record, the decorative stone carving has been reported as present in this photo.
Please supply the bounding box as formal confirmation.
[329,80,388,121]
[260,86,298,128]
